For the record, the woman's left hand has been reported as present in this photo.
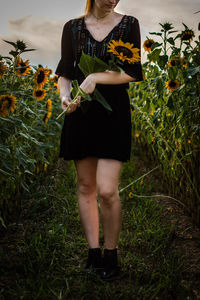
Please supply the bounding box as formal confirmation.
[79,73,96,95]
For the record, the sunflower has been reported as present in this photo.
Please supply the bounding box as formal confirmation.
[16,58,31,76]
[165,80,179,91]
[135,132,140,138]
[46,99,52,112]
[0,61,6,78]
[162,22,173,31]
[0,94,17,117]
[128,192,134,199]
[107,40,140,64]
[46,68,53,75]
[34,67,49,88]
[53,75,59,88]
[181,58,188,68]
[143,39,155,52]
[43,111,52,124]
[53,75,58,83]
[182,62,188,68]
[33,88,47,101]
[180,29,195,42]
[168,57,181,67]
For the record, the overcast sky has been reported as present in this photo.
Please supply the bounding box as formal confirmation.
[0,0,199,72]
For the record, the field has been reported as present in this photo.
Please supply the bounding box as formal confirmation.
[0,22,200,299]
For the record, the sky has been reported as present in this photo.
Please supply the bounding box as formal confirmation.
[0,0,199,72]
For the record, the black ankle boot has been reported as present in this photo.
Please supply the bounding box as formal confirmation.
[101,248,120,281]
[85,248,103,275]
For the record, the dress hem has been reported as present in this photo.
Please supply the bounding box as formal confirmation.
[59,153,130,163]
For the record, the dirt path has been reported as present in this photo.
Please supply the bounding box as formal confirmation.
[136,155,200,299]
[1,156,200,299]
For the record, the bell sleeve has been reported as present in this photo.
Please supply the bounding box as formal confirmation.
[55,20,75,80]
[123,18,143,82]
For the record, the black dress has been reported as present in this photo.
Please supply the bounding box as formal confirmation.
[55,15,143,162]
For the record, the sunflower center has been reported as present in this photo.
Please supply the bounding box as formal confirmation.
[169,81,177,87]
[36,90,43,97]
[181,31,194,41]
[37,71,45,84]
[115,46,133,58]
[146,41,153,48]
[5,96,13,108]
[2,100,9,109]
[19,63,27,73]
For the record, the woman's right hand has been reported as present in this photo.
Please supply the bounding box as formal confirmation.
[61,95,81,114]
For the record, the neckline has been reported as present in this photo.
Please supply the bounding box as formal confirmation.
[83,14,127,43]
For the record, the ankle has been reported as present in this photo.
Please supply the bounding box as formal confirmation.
[89,247,101,250]
[104,247,117,252]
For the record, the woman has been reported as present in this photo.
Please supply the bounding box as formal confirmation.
[55,0,143,281]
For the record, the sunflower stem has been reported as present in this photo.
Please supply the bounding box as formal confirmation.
[56,91,80,120]
[132,104,200,202]
[119,165,160,194]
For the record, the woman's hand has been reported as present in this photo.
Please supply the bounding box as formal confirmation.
[60,74,96,115]
[61,95,81,114]
[79,73,96,95]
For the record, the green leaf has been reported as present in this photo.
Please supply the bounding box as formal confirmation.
[167,37,175,45]
[2,159,13,172]
[166,94,174,109]
[19,132,43,146]
[24,169,34,176]
[157,55,168,69]
[147,48,162,62]
[147,133,153,144]
[79,51,95,76]
[23,48,36,52]
[28,107,39,115]
[21,180,30,192]
[168,67,178,80]
[182,23,189,30]
[79,51,109,76]
[0,168,12,176]
[93,56,110,72]
[9,50,19,57]
[3,39,17,48]
[150,76,161,84]
[1,56,12,60]
[187,66,200,76]
[149,32,163,36]
[175,84,185,92]
[168,30,178,34]
[0,216,6,228]
[151,42,162,51]
[0,145,11,155]
[93,89,112,112]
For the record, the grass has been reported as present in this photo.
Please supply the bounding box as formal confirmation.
[0,144,196,300]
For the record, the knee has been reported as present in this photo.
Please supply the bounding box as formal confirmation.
[77,180,96,196]
[98,186,118,206]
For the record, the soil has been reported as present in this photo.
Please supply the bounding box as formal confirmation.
[157,196,200,299]
[135,155,200,299]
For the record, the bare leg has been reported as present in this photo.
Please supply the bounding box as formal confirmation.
[74,157,99,248]
[96,159,123,249]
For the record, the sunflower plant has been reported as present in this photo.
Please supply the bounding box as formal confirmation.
[0,39,63,225]
[129,21,200,223]
[56,39,140,119]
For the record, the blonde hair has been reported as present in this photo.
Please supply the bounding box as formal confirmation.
[85,0,95,15]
